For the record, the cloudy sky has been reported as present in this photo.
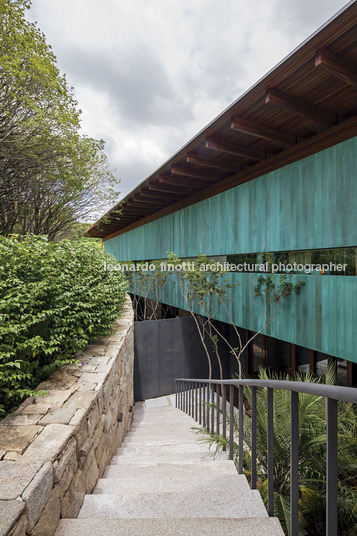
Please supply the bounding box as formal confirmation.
[28,0,349,203]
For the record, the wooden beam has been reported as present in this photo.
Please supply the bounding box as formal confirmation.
[291,344,297,378]
[122,207,156,214]
[148,182,196,195]
[346,361,357,388]
[231,116,296,146]
[171,166,219,182]
[274,340,279,373]
[126,200,166,209]
[133,196,171,205]
[159,175,206,189]
[140,190,182,201]
[315,49,357,88]
[186,154,241,171]
[265,89,336,126]
[205,137,266,161]
[309,349,315,375]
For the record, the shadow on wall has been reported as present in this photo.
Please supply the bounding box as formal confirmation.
[134,316,243,401]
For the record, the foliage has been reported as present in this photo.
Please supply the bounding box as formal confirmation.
[0,235,128,416]
[124,260,172,321]
[55,222,102,246]
[165,252,236,379]
[0,0,120,239]
[254,273,305,302]
[196,369,357,535]
[124,253,305,379]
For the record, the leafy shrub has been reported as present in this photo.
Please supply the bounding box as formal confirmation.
[0,235,128,415]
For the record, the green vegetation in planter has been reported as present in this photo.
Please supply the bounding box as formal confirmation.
[195,369,357,536]
[0,235,128,417]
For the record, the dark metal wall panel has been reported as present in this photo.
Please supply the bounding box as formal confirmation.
[134,317,224,401]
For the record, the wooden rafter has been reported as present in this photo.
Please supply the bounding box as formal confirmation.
[265,89,337,126]
[133,196,171,205]
[148,182,197,195]
[140,190,182,200]
[231,116,296,146]
[159,175,210,189]
[205,137,266,161]
[315,49,357,88]
[126,200,167,209]
[123,206,156,214]
[171,166,219,182]
[186,154,241,172]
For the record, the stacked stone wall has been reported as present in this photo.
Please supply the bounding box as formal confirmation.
[0,298,134,536]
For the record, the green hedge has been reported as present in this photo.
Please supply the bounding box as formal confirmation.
[0,235,128,415]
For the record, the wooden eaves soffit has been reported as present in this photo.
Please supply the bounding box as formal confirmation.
[86,1,357,240]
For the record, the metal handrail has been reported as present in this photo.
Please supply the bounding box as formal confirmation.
[175,377,357,536]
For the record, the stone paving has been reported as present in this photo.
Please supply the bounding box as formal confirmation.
[55,395,284,536]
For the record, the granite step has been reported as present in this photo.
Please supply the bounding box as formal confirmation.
[55,517,285,535]
[77,488,268,519]
[110,450,227,466]
[96,462,246,494]
[55,395,283,536]
[56,517,284,536]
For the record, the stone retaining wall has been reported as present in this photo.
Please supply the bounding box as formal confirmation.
[0,298,134,536]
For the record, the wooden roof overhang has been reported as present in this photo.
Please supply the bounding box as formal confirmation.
[87,1,357,240]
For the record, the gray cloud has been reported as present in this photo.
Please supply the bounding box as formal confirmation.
[60,43,188,128]
[28,0,349,204]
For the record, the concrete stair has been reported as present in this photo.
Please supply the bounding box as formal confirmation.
[55,395,284,536]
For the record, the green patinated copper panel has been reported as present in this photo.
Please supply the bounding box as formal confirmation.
[105,137,357,363]
[127,273,357,363]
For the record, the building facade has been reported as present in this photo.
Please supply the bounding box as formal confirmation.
[88,3,357,385]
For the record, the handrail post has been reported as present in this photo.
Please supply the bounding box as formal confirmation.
[185,381,188,414]
[211,383,215,433]
[238,385,244,474]
[326,398,338,536]
[182,381,185,412]
[206,383,210,433]
[229,384,234,461]
[188,381,190,415]
[199,382,202,425]
[291,391,299,536]
[222,383,227,451]
[267,387,274,517]
[251,386,257,489]
[203,383,206,428]
[192,381,194,418]
[216,383,220,435]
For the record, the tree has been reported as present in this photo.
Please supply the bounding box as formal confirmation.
[0,0,120,239]
[124,253,304,379]
[165,252,304,379]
